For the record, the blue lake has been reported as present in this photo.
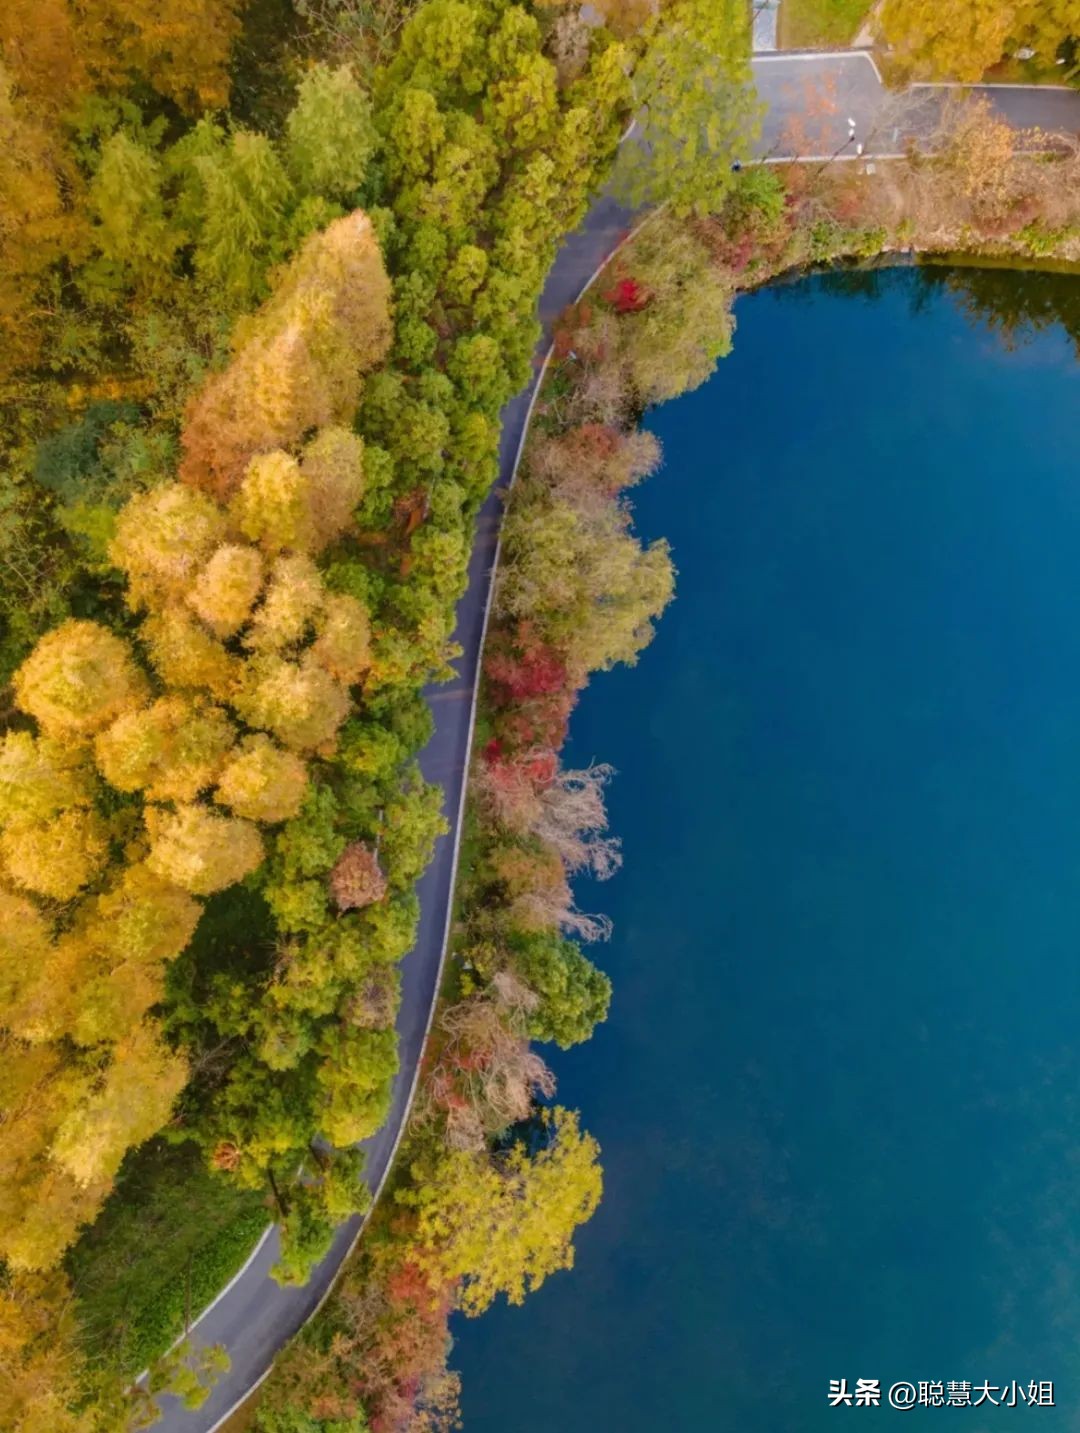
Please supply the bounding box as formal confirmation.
[452,267,1080,1430]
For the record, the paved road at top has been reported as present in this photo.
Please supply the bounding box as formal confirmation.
[151,53,1080,1433]
[755,50,1080,157]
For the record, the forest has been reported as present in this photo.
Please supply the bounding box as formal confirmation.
[2,0,1080,1429]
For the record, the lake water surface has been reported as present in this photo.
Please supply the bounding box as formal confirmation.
[452,267,1080,1430]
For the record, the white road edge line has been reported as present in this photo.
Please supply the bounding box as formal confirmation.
[911,80,1077,92]
[753,49,884,84]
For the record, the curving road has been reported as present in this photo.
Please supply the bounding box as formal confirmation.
[151,53,1080,1433]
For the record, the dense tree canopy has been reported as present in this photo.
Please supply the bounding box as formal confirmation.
[880,0,1080,79]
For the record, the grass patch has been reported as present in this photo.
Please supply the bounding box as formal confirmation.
[68,1140,268,1379]
[778,0,873,47]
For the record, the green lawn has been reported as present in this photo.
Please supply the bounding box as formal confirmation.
[778,0,874,48]
[68,1140,268,1378]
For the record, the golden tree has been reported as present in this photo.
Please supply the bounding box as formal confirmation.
[109,482,227,608]
[0,889,51,1010]
[0,809,109,902]
[311,594,372,685]
[0,62,87,379]
[0,734,92,826]
[0,1268,95,1433]
[231,450,318,554]
[48,1023,188,1189]
[94,694,235,802]
[144,804,265,895]
[180,210,392,499]
[186,544,265,638]
[880,0,1012,79]
[214,735,309,823]
[411,1108,602,1315]
[13,621,148,738]
[234,655,351,753]
[139,608,238,700]
[244,553,326,653]
[299,425,367,549]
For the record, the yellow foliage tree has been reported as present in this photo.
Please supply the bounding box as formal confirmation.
[94,694,235,802]
[244,553,327,653]
[109,483,227,608]
[311,593,372,685]
[880,0,1013,79]
[231,435,367,557]
[103,0,242,112]
[0,1024,187,1268]
[0,809,110,902]
[7,865,201,1049]
[299,425,367,550]
[186,544,265,637]
[140,608,239,700]
[13,621,148,738]
[93,863,201,968]
[0,1269,96,1433]
[180,210,392,498]
[145,803,264,895]
[214,735,309,823]
[2,0,240,112]
[60,865,203,1045]
[49,1023,187,1188]
[232,450,318,554]
[411,1108,602,1315]
[0,1039,109,1271]
[0,63,86,379]
[1012,0,1077,61]
[1,934,85,1046]
[0,733,92,826]
[0,890,51,1010]
[234,655,351,753]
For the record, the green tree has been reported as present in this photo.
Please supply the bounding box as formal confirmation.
[614,0,760,215]
[510,929,611,1047]
[88,132,177,293]
[286,64,376,204]
[190,129,294,307]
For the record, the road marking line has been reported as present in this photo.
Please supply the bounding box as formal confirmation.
[753,49,885,84]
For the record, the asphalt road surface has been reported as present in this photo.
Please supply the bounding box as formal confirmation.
[150,55,1079,1433]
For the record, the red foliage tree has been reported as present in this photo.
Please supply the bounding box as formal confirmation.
[602,275,650,312]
